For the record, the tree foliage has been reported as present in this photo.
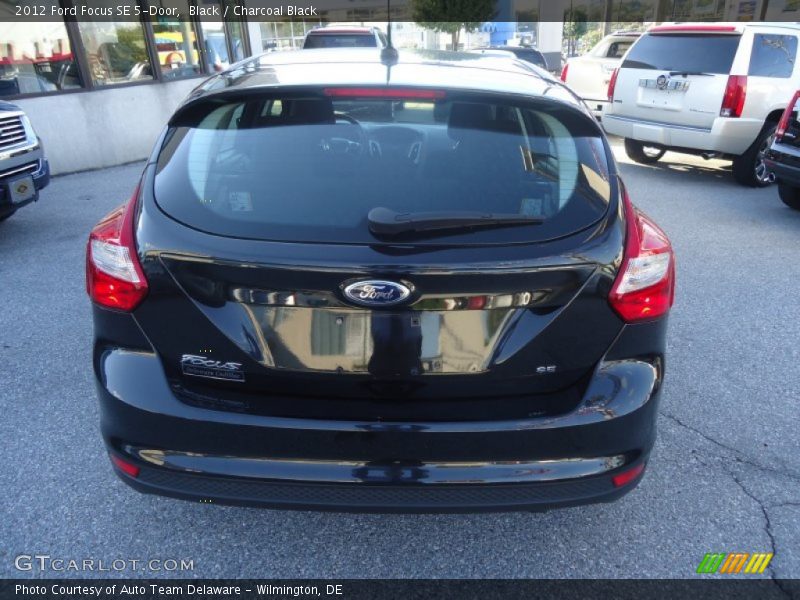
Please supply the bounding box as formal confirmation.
[411,0,497,50]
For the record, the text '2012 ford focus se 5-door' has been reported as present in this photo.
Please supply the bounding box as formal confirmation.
[87,49,675,512]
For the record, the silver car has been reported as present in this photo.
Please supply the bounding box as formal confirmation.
[0,101,49,222]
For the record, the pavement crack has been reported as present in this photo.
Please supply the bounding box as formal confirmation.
[660,411,800,482]
[693,453,791,598]
[729,472,791,599]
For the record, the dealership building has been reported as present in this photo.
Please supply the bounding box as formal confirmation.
[3,0,790,174]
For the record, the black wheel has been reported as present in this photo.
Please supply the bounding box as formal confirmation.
[624,138,666,164]
[778,183,800,210]
[732,123,776,187]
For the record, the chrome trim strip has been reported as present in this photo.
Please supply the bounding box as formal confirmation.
[0,140,39,162]
[0,160,40,180]
[604,114,712,133]
[639,78,690,91]
[133,448,627,484]
[230,287,554,310]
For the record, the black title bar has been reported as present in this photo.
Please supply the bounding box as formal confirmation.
[3,579,800,600]
[1,0,799,23]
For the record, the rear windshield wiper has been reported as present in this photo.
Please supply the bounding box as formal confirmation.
[368,207,544,237]
[668,70,713,77]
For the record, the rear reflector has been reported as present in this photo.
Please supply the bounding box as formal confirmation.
[560,63,569,82]
[612,463,646,488]
[607,68,619,102]
[110,454,140,478]
[609,184,675,323]
[86,186,148,312]
[776,90,800,141]
[324,87,446,100]
[720,75,747,118]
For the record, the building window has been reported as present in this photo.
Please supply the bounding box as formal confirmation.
[0,0,252,98]
[151,1,204,80]
[0,17,83,97]
[225,19,247,63]
[77,21,155,86]
[198,20,245,73]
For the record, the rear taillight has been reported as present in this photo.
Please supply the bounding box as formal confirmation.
[607,68,619,102]
[609,185,675,323]
[560,63,569,82]
[720,75,747,118]
[776,90,800,141]
[86,187,148,312]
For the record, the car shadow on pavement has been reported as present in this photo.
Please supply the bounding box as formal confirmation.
[616,155,736,186]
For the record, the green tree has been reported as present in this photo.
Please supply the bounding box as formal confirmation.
[411,0,497,51]
[563,7,588,56]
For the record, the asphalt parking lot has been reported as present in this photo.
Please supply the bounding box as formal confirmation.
[1,138,799,581]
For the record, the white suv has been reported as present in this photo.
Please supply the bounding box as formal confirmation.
[603,23,800,187]
[561,31,641,119]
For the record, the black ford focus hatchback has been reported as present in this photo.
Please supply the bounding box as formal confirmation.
[88,49,674,512]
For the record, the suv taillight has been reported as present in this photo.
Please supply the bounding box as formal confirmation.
[607,68,619,102]
[776,90,800,142]
[720,75,747,118]
[86,187,148,311]
[609,185,675,323]
[560,63,569,82]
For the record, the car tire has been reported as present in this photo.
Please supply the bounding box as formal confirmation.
[733,123,776,187]
[624,139,666,164]
[778,183,800,210]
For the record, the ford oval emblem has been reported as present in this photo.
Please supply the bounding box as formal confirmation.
[343,280,412,307]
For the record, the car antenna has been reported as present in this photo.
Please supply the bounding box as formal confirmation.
[381,0,399,65]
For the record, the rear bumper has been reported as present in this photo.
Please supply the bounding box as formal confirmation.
[764,155,800,187]
[581,98,609,119]
[602,113,762,155]
[121,456,642,513]
[96,321,665,512]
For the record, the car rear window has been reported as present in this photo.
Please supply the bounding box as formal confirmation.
[512,49,547,69]
[154,90,613,245]
[749,34,797,78]
[622,33,741,74]
[591,39,634,59]
[304,34,376,49]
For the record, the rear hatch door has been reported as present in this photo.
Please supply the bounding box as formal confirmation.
[612,28,742,130]
[134,85,624,421]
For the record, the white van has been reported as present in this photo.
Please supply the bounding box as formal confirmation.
[603,23,800,186]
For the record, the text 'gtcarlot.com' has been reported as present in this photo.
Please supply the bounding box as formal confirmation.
[14,554,194,573]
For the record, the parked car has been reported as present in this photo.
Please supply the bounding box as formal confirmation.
[0,101,49,222]
[303,26,387,49]
[561,31,641,119]
[475,45,549,71]
[765,90,800,209]
[603,23,800,187]
[467,48,557,82]
[87,49,674,512]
